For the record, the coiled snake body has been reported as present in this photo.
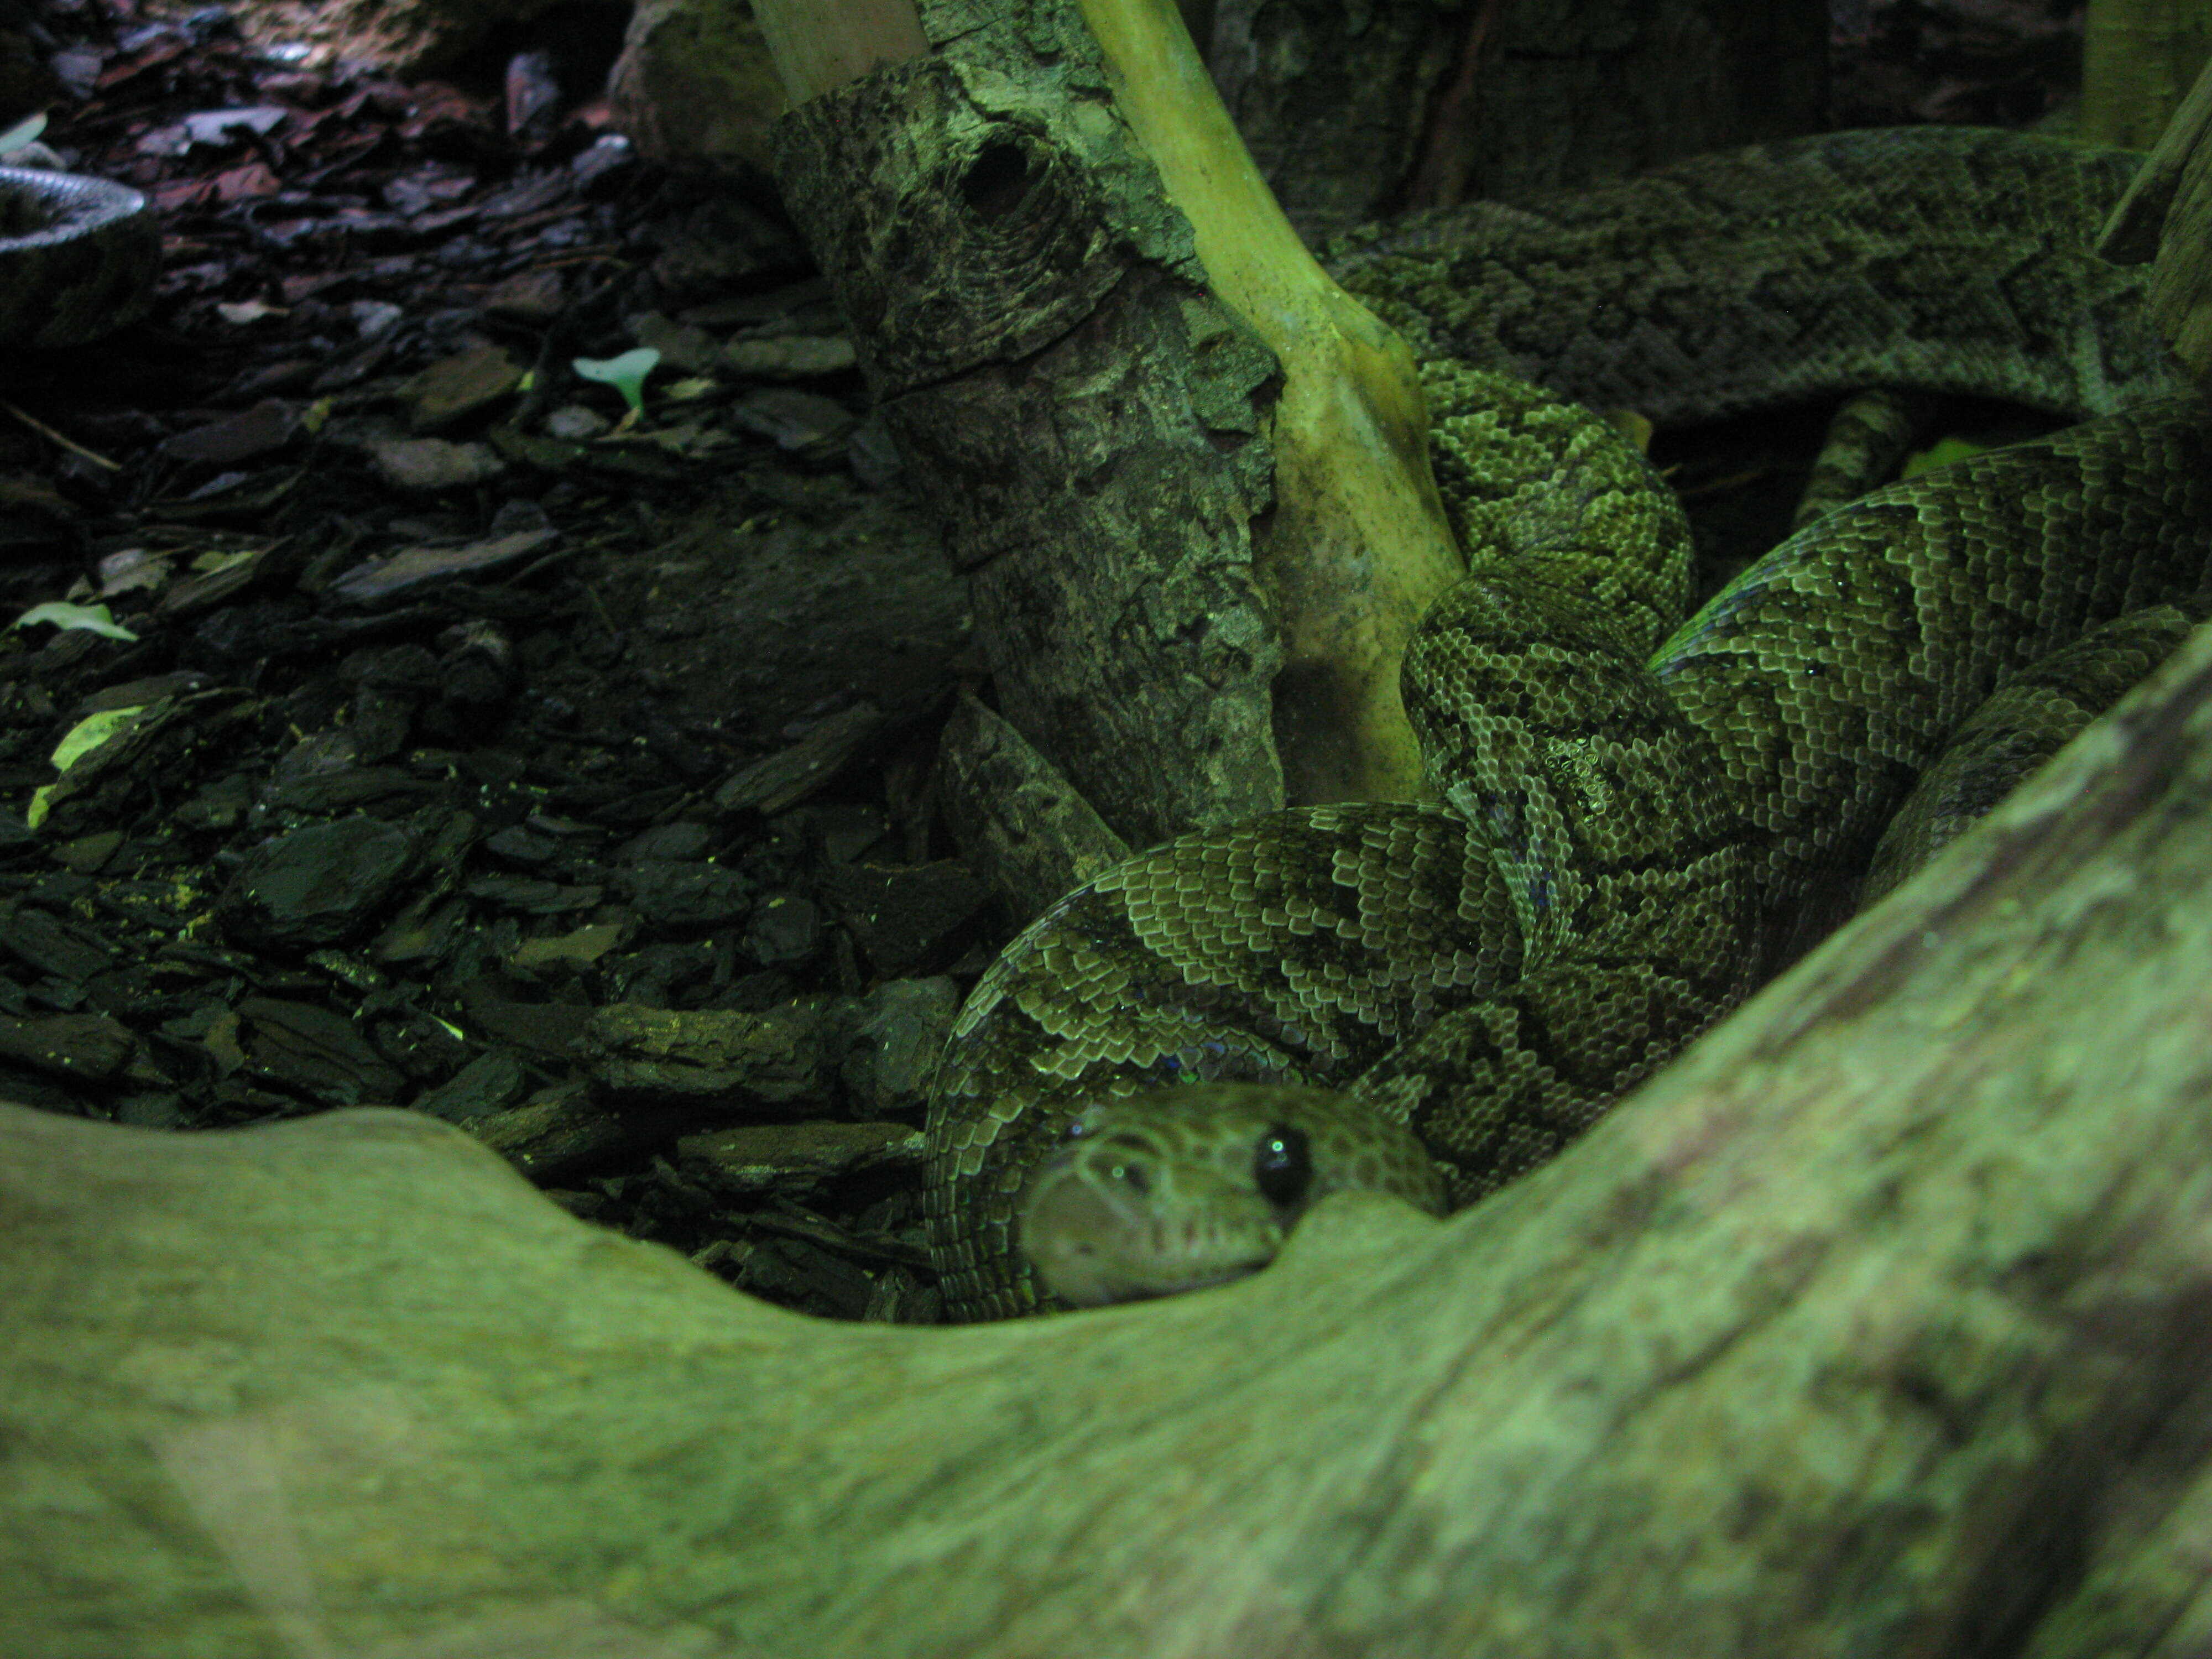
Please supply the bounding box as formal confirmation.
[0,166,159,348]
[924,126,2212,1322]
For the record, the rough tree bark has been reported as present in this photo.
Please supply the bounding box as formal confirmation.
[11,587,2212,1658]
[767,0,1290,848]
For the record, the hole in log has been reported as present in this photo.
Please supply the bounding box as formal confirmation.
[961,140,1035,222]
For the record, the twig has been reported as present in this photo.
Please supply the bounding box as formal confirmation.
[0,400,122,471]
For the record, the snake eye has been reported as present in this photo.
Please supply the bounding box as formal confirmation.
[1107,1157,1150,1195]
[1252,1124,1312,1208]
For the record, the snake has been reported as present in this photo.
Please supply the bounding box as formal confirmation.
[0,166,160,348]
[922,125,2212,1322]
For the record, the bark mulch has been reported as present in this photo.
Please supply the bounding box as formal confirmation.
[2,0,978,1323]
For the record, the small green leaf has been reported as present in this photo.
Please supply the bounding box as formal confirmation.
[0,112,45,156]
[27,705,149,830]
[572,347,661,416]
[12,601,139,641]
[1902,435,1992,479]
[51,705,148,771]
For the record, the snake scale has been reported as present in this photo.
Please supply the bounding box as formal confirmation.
[0,166,159,348]
[925,126,2212,1322]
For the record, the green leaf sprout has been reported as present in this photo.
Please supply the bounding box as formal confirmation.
[572,347,661,418]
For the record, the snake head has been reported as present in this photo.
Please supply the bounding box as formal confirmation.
[1016,1084,1447,1308]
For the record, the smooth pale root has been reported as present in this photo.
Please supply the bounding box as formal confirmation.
[1073,0,1465,807]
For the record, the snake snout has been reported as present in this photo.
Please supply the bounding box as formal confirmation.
[1017,1122,1288,1308]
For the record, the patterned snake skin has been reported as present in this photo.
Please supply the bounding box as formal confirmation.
[923,127,2212,1320]
[0,167,159,348]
